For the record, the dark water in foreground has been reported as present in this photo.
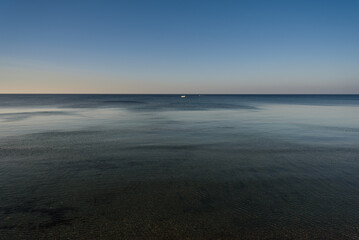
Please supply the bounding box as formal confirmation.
[0,94,359,239]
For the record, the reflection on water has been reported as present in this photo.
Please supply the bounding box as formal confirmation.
[0,95,359,239]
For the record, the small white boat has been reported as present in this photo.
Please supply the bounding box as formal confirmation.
[181,95,186,98]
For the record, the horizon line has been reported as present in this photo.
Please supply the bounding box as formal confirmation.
[0,93,358,95]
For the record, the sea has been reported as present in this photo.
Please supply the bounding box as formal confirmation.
[0,94,359,239]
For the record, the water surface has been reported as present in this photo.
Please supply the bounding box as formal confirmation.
[1,94,359,239]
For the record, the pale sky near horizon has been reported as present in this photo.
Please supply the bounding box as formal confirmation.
[1,0,358,94]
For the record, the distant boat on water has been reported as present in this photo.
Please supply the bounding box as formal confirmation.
[181,95,186,98]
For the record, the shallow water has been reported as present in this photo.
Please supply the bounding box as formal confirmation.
[0,94,359,239]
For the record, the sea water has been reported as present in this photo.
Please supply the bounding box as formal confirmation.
[0,94,359,239]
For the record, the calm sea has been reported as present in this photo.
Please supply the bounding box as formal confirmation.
[1,94,359,239]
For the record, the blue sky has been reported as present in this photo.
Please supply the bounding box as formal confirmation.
[1,0,358,93]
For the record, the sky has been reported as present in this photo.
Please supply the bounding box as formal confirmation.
[1,0,358,94]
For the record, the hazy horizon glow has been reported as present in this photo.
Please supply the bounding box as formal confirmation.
[1,0,358,94]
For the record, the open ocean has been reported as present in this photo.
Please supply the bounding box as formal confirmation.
[1,94,359,239]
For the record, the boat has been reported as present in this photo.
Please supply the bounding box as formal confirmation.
[181,95,186,98]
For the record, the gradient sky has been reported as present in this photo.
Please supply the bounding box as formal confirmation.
[1,0,358,93]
